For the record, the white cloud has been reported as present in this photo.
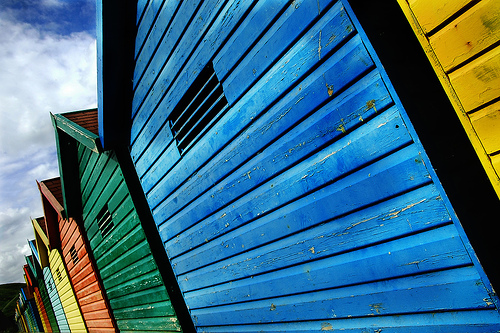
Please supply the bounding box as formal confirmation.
[0,10,96,283]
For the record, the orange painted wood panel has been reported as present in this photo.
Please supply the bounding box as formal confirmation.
[57,213,117,332]
[34,287,53,332]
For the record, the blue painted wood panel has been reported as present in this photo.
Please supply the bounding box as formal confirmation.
[130,0,500,331]
[44,267,69,332]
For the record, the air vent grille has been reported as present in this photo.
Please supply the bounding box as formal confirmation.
[97,205,114,238]
[70,245,79,265]
[168,62,228,153]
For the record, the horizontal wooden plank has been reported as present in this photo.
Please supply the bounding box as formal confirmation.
[222,1,355,103]
[407,0,473,34]
[44,267,70,332]
[112,301,175,319]
[132,0,198,95]
[153,64,384,234]
[131,0,254,144]
[150,33,375,215]
[136,0,149,25]
[191,266,491,325]
[116,316,181,332]
[86,181,131,244]
[197,309,500,332]
[449,45,500,111]
[213,0,292,81]
[176,145,435,290]
[160,107,413,254]
[96,227,150,280]
[184,224,471,308]
[429,0,500,71]
[133,0,225,116]
[133,115,175,169]
[104,265,165,300]
[81,154,117,219]
[131,1,355,161]
[78,145,99,197]
[168,72,393,273]
[134,0,170,60]
[174,184,449,282]
[469,100,500,154]
[108,283,169,311]
[140,139,180,192]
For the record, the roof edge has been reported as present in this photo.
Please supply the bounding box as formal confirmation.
[37,180,65,217]
[51,112,102,153]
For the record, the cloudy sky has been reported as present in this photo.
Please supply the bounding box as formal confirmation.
[0,0,97,284]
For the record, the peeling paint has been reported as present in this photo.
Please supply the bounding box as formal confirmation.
[370,303,385,314]
[385,198,426,219]
[326,83,334,96]
[321,322,333,331]
[365,99,377,112]
[318,30,322,60]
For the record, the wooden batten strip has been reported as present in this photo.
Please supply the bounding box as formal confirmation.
[31,218,50,248]
[37,180,65,216]
[51,113,102,153]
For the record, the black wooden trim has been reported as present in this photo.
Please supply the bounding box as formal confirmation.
[97,0,137,150]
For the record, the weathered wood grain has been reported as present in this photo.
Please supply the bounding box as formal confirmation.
[129,0,500,330]
[449,46,500,111]
[430,0,500,71]
[469,100,500,154]
[408,0,474,33]
[192,266,492,324]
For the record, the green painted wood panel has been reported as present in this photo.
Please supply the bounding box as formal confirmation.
[76,141,182,332]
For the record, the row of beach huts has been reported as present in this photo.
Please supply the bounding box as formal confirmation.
[14,0,500,332]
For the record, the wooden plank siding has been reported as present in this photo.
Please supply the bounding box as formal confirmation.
[31,216,69,332]
[22,270,44,333]
[40,177,118,333]
[53,109,183,332]
[44,265,70,332]
[48,248,87,333]
[27,250,59,332]
[398,0,500,198]
[129,0,500,331]
[76,143,182,332]
[39,178,88,333]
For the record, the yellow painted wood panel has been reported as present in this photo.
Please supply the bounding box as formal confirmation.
[470,100,500,154]
[449,46,500,112]
[430,0,500,71]
[49,249,88,333]
[408,0,473,33]
[492,154,500,178]
[398,0,500,199]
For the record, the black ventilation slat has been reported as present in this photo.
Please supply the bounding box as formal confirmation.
[97,205,114,238]
[70,245,79,265]
[171,72,218,130]
[175,82,224,140]
[168,62,228,154]
[178,94,228,152]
